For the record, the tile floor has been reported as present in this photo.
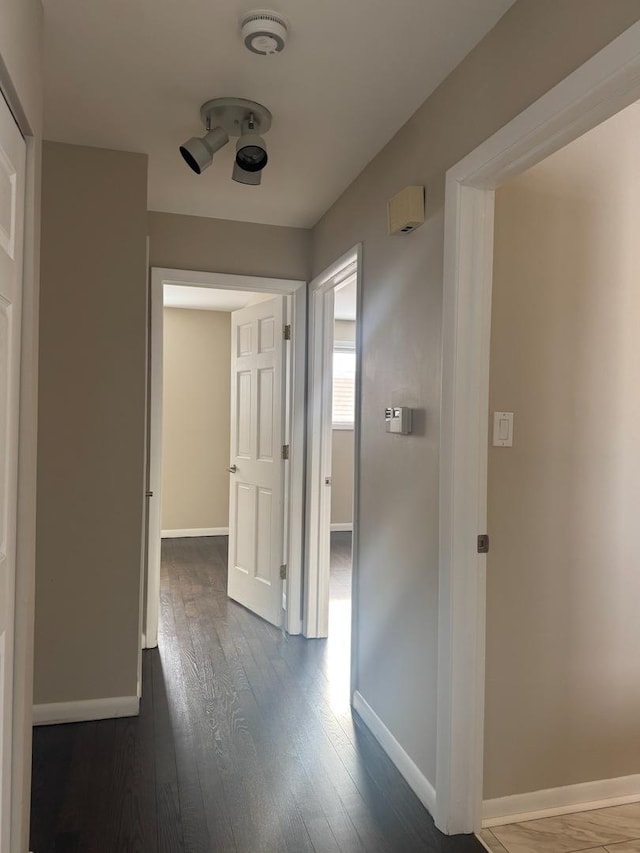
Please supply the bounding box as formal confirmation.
[478,803,640,853]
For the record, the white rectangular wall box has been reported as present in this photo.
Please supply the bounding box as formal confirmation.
[385,406,413,434]
[387,186,425,235]
[493,412,514,447]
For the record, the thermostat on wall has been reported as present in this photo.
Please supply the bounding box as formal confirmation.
[385,406,412,434]
[387,186,425,235]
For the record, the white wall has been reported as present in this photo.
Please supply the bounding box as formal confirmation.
[162,308,231,532]
[485,103,640,799]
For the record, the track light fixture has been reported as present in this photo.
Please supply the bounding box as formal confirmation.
[180,127,229,175]
[179,97,272,185]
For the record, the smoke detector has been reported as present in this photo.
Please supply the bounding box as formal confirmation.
[241,10,289,55]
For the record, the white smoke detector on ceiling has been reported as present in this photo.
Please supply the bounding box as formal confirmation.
[241,10,289,55]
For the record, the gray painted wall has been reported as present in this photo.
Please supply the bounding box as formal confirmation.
[311,0,640,788]
[36,142,148,704]
[148,211,312,282]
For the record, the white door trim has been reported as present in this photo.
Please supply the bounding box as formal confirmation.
[146,268,306,647]
[0,91,26,853]
[0,69,40,853]
[305,278,335,639]
[437,20,640,836]
[304,244,362,668]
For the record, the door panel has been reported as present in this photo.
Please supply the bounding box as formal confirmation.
[257,368,274,460]
[234,482,255,574]
[0,92,25,853]
[236,370,252,456]
[256,488,273,583]
[238,321,253,357]
[259,316,276,352]
[228,296,285,626]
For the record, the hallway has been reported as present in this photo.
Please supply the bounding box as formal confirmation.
[30,536,481,852]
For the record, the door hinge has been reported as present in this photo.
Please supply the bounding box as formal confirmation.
[280,564,287,580]
[283,324,292,341]
[477,534,490,554]
[282,444,290,460]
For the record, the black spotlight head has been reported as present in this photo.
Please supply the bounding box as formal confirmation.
[179,140,204,174]
[235,133,268,173]
[179,127,229,175]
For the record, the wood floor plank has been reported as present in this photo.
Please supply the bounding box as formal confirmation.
[30,724,76,853]
[30,534,482,853]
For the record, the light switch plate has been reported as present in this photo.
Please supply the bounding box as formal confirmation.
[493,411,514,447]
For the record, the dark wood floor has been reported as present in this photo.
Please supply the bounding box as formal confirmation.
[30,534,481,853]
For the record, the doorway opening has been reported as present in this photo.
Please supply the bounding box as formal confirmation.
[305,246,361,696]
[436,19,640,841]
[478,100,640,853]
[483,103,640,853]
[328,270,358,694]
[145,269,306,650]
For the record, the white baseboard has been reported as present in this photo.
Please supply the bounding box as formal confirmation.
[330,523,353,532]
[33,696,140,726]
[483,774,640,827]
[142,632,158,651]
[353,690,436,816]
[161,527,229,538]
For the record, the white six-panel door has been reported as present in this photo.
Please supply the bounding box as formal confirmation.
[228,296,285,627]
[0,94,26,852]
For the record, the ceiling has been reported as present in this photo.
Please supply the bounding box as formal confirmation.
[163,285,265,311]
[164,279,356,317]
[42,0,516,228]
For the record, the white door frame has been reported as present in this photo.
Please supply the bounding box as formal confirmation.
[0,91,25,853]
[146,268,306,647]
[304,244,362,659]
[436,21,640,836]
[0,68,39,853]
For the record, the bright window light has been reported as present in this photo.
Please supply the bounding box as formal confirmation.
[333,343,355,428]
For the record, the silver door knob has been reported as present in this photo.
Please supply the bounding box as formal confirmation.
[226,465,237,474]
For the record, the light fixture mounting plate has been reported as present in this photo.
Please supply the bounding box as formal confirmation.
[200,97,272,136]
